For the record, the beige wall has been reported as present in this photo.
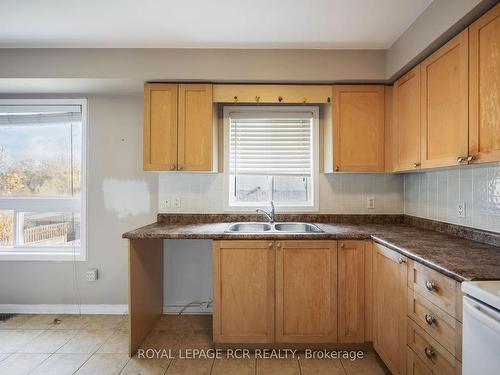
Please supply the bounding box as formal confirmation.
[0,95,157,305]
[387,0,497,79]
[0,48,386,84]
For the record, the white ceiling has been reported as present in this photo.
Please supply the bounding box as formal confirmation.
[0,0,433,49]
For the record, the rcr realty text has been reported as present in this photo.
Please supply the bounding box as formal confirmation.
[138,348,365,361]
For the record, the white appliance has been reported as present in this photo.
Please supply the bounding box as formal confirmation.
[462,281,500,375]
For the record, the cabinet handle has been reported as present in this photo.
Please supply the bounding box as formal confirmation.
[268,242,273,248]
[413,162,420,168]
[467,155,476,162]
[334,165,340,172]
[170,165,176,171]
[178,165,183,171]
[255,96,261,103]
[276,242,281,248]
[424,346,435,359]
[424,314,436,326]
[302,97,308,103]
[425,281,435,291]
[278,96,283,103]
[340,243,345,248]
[233,96,238,103]
[457,156,466,163]
[397,257,406,264]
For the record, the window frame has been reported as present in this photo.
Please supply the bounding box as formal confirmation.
[222,105,320,212]
[0,98,88,261]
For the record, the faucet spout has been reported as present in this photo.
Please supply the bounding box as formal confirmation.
[256,201,276,224]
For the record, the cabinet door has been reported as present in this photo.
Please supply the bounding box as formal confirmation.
[212,240,274,343]
[178,84,214,171]
[469,3,500,164]
[373,243,407,375]
[421,30,469,169]
[395,66,421,171]
[143,83,178,171]
[333,85,385,172]
[276,240,337,343]
[338,240,365,343]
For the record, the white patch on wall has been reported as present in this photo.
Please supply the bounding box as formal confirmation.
[102,178,150,218]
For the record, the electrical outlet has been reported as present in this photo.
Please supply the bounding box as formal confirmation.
[161,198,171,210]
[86,268,98,282]
[172,196,181,208]
[457,202,466,218]
[367,196,375,209]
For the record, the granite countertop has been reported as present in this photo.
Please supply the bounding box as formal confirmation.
[123,216,500,283]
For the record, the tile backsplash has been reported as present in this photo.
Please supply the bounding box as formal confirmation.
[159,173,404,214]
[404,162,500,233]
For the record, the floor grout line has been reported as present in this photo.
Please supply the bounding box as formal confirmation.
[208,357,215,375]
[25,352,53,375]
[72,353,93,375]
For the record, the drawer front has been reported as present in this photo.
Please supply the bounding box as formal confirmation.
[408,290,461,358]
[408,261,460,319]
[407,346,433,375]
[407,319,457,375]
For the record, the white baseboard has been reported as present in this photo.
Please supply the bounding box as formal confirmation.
[0,304,128,315]
[0,304,212,315]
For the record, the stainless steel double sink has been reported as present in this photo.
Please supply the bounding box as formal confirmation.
[225,222,324,233]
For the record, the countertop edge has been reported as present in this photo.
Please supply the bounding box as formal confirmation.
[370,236,468,282]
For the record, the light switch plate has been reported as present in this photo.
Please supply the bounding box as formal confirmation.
[457,202,466,218]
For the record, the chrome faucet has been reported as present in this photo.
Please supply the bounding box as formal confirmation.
[256,201,276,224]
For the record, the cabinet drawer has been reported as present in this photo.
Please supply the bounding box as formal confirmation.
[407,319,459,375]
[408,261,461,319]
[408,290,462,359]
[407,346,433,375]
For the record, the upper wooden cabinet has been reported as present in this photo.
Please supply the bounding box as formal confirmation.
[144,84,178,171]
[212,240,275,343]
[275,240,337,343]
[420,30,469,169]
[394,66,421,171]
[469,3,500,164]
[143,83,216,172]
[177,84,214,171]
[373,243,407,375]
[331,85,385,172]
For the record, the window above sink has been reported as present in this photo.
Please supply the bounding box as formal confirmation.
[222,106,320,212]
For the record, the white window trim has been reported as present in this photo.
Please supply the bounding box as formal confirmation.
[0,98,88,261]
[222,105,320,213]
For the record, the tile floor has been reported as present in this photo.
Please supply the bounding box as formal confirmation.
[0,314,389,374]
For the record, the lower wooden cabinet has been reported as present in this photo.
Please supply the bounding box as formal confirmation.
[338,240,365,343]
[275,240,338,343]
[212,240,275,343]
[407,290,462,358]
[407,320,461,375]
[373,243,408,375]
[407,346,433,375]
[213,239,370,345]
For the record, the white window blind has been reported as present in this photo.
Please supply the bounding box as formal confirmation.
[229,112,313,176]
